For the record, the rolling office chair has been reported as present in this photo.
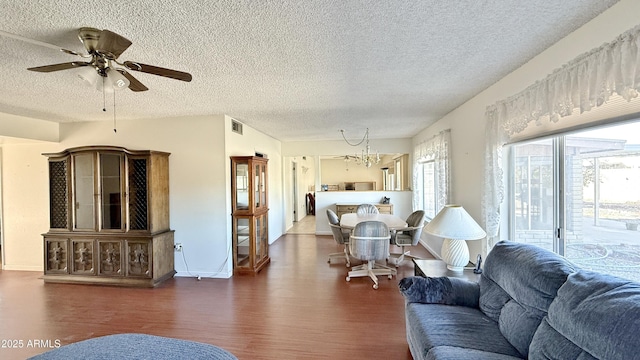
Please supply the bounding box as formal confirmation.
[347,220,396,289]
[389,210,428,267]
[326,209,351,266]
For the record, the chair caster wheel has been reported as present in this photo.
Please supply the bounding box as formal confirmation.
[373,284,379,289]
[388,275,393,279]
[346,276,351,282]
[346,263,350,267]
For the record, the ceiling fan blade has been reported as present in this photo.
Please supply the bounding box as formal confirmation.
[95,29,132,59]
[0,30,83,56]
[27,62,90,72]
[123,61,192,82]
[116,69,148,92]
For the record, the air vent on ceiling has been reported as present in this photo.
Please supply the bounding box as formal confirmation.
[231,119,243,135]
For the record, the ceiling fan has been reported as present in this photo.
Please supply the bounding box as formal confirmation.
[1,27,192,92]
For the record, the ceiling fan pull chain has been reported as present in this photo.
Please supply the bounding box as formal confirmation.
[102,77,107,112]
[113,91,117,133]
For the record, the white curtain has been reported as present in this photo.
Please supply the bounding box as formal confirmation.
[483,24,640,251]
[413,129,451,213]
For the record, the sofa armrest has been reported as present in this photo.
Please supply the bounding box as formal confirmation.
[398,276,480,308]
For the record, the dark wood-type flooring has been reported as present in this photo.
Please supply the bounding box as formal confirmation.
[0,234,434,359]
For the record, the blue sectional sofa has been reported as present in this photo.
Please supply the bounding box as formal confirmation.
[399,241,640,360]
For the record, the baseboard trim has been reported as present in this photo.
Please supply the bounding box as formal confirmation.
[174,271,232,279]
[3,265,42,271]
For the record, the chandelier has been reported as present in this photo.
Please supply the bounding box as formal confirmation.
[340,128,380,168]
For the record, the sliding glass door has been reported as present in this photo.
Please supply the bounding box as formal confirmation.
[509,121,640,282]
[511,138,555,252]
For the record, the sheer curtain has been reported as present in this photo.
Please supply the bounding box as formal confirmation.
[413,129,451,213]
[483,24,640,252]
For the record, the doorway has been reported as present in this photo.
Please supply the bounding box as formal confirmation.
[292,161,298,222]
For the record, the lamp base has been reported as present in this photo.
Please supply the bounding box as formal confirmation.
[445,264,465,272]
[441,238,469,272]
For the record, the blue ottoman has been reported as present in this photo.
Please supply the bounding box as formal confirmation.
[29,333,237,360]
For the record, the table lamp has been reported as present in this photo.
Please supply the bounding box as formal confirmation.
[424,204,486,271]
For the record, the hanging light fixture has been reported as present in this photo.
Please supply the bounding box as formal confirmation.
[340,128,381,168]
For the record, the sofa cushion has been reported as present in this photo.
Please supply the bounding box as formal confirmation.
[479,241,576,356]
[405,303,523,360]
[425,346,524,360]
[529,270,640,360]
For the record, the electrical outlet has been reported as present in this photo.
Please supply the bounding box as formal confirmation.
[174,243,183,252]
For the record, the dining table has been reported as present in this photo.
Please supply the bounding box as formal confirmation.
[339,213,408,231]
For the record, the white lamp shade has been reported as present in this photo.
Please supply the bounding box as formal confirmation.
[424,204,486,240]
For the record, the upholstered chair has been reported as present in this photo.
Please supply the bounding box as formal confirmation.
[356,203,379,215]
[326,209,351,266]
[389,210,428,267]
[347,220,396,289]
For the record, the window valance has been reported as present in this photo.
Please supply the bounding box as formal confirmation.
[483,24,640,250]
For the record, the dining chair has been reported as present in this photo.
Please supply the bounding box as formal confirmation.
[326,209,351,266]
[347,220,396,289]
[389,210,428,267]
[356,203,379,215]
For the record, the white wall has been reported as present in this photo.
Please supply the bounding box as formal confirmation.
[0,114,59,142]
[2,144,52,270]
[413,0,640,259]
[0,115,284,279]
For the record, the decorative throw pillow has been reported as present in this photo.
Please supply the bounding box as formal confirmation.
[399,276,480,308]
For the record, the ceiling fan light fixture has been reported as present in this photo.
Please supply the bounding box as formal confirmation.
[77,65,99,87]
[94,68,130,93]
[107,68,130,91]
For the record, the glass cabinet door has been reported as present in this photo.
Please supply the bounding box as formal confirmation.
[235,161,249,211]
[255,214,268,262]
[254,164,261,209]
[234,217,251,268]
[73,153,95,230]
[100,153,124,230]
[259,163,267,209]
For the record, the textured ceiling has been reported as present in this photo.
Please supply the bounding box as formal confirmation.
[0,0,620,141]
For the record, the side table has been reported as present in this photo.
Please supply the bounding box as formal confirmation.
[413,259,481,282]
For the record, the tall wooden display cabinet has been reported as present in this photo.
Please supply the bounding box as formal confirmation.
[231,156,270,275]
[42,146,175,287]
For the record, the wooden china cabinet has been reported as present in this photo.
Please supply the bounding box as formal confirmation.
[42,146,175,287]
[231,156,270,275]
